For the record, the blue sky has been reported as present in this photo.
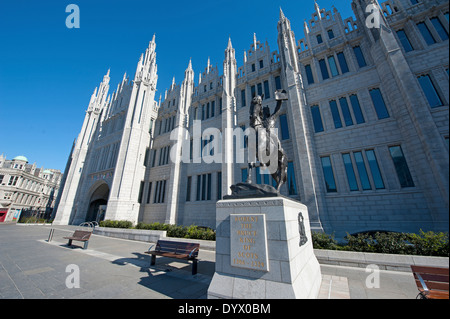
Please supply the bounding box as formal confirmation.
[0,0,354,171]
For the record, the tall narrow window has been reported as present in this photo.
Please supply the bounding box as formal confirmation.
[430,17,449,41]
[353,46,367,68]
[349,94,365,124]
[305,65,315,84]
[241,168,248,183]
[337,52,349,74]
[287,162,298,195]
[241,89,246,107]
[217,172,222,200]
[339,97,354,126]
[328,56,339,77]
[354,152,372,190]
[279,114,290,140]
[201,174,207,201]
[257,83,263,96]
[396,29,414,52]
[389,146,415,188]
[342,153,359,191]
[251,85,256,98]
[196,175,201,201]
[138,181,145,204]
[417,22,437,45]
[365,150,385,189]
[369,88,390,119]
[417,75,443,108]
[146,182,152,204]
[186,176,192,202]
[321,156,337,193]
[263,80,270,99]
[329,100,343,129]
[311,105,324,133]
[319,59,329,80]
[275,76,282,90]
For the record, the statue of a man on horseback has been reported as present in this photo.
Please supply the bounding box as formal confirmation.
[246,90,289,193]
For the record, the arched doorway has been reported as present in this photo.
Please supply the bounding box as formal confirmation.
[86,183,109,223]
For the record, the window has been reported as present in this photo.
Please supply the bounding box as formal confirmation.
[263,80,270,99]
[389,146,415,188]
[353,46,367,68]
[138,181,145,204]
[256,167,270,185]
[369,88,390,119]
[0,175,3,184]
[349,94,365,124]
[146,182,152,204]
[241,89,246,107]
[410,0,418,4]
[321,156,337,193]
[354,152,372,190]
[305,65,315,84]
[342,153,359,191]
[417,22,437,45]
[252,64,256,72]
[275,76,282,90]
[311,105,324,133]
[319,59,329,80]
[329,100,343,129]
[430,17,448,41]
[279,114,290,140]
[153,180,167,203]
[287,162,298,195]
[418,75,444,108]
[196,175,201,201]
[327,29,335,39]
[257,83,263,96]
[317,34,323,44]
[397,30,414,52]
[366,150,385,189]
[259,60,264,69]
[241,168,248,183]
[186,176,192,202]
[339,97,354,126]
[328,56,339,77]
[337,52,349,74]
[217,172,222,200]
[251,85,256,98]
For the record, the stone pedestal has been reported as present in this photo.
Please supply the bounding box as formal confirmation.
[208,197,322,299]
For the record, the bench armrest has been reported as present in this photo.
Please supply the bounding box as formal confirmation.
[416,273,429,292]
[147,244,155,252]
[188,247,199,258]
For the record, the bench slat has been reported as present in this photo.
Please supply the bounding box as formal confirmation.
[411,265,449,299]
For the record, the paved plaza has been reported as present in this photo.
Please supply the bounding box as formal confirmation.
[0,223,421,299]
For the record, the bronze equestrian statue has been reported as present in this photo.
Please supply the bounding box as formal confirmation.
[246,90,289,193]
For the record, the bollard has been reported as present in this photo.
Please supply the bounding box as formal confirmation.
[47,228,55,242]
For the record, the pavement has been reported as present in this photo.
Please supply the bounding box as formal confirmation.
[0,223,421,299]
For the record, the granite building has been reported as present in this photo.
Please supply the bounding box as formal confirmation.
[53,0,449,238]
[0,155,62,222]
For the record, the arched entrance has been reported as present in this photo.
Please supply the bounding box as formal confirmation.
[86,183,109,223]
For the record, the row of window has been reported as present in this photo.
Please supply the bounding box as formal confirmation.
[305,45,367,85]
[186,172,222,202]
[0,175,52,194]
[310,88,388,133]
[138,179,168,204]
[148,145,171,168]
[321,145,414,194]
[156,115,177,136]
[416,16,449,46]
[89,142,120,174]
[240,76,282,107]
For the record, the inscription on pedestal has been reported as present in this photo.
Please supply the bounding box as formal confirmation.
[230,214,269,272]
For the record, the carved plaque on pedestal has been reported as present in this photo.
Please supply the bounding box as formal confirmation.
[230,214,269,272]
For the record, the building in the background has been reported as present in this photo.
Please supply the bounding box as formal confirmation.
[54,0,449,238]
[0,154,63,222]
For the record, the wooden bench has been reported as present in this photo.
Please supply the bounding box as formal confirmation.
[411,265,449,299]
[63,230,92,250]
[145,240,200,275]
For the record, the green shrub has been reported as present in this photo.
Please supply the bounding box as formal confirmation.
[99,220,132,229]
[312,232,341,250]
[406,230,449,257]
